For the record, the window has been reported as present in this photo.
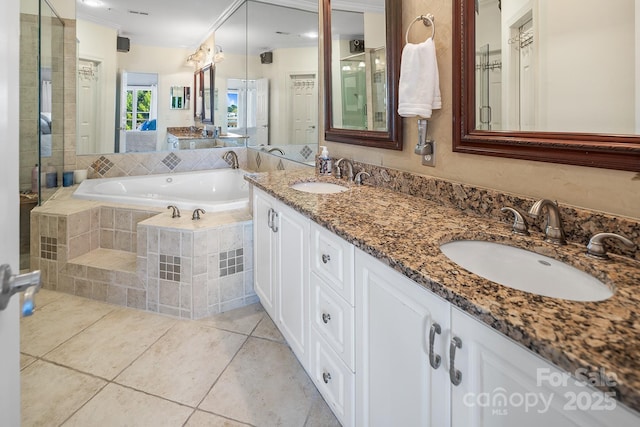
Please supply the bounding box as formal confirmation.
[126,86,154,130]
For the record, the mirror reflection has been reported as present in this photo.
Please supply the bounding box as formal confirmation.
[76,0,319,164]
[330,3,387,131]
[475,0,638,134]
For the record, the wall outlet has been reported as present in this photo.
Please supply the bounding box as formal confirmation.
[421,141,436,167]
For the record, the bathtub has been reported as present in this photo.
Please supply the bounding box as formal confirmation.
[73,168,250,212]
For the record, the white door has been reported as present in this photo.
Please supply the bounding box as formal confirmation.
[77,59,99,154]
[289,74,318,145]
[0,0,22,424]
[255,78,269,146]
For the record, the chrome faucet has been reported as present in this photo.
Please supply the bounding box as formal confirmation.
[354,170,370,185]
[192,208,206,220]
[167,205,181,218]
[528,199,566,245]
[501,207,529,236]
[222,151,239,169]
[586,233,636,259]
[267,147,285,155]
[335,158,354,181]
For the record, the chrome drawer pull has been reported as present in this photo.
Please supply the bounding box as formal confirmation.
[322,254,331,264]
[323,371,332,384]
[429,322,442,369]
[322,312,331,324]
[449,336,463,386]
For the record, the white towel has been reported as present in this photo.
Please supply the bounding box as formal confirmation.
[398,38,441,118]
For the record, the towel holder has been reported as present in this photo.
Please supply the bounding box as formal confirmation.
[405,14,435,44]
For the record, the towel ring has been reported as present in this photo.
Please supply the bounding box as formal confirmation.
[405,14,435,44]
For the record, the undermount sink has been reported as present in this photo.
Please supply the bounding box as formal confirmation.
[290,182,348,194]
[440,240,613,302]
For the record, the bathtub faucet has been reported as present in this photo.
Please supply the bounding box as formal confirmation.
[192,208,206,220]
[223,151,239,169]
[167,205,181,218]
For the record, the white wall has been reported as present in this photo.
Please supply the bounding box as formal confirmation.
[117,44,194,150]
[76,19,117,153]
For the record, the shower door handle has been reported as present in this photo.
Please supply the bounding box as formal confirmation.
[0,264,41,316]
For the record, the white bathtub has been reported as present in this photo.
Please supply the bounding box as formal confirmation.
[73,169,250,212]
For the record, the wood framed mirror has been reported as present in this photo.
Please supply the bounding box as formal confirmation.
[323,0,403,150]
[453,0,640,172]
[202,64,214,124]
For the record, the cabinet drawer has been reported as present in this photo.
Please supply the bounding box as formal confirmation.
[310,222,354,304]
[310,273,355,370]
[310,327,355,427]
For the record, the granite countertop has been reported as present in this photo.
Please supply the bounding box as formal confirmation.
[245,169,640,413]
[166,127,212,140]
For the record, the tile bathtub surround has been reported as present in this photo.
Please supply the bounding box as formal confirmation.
[76,147,248,179]
[138,209,256,319]
[246,168,640,412]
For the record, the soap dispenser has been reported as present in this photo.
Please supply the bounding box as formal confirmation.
[319,146,332,176]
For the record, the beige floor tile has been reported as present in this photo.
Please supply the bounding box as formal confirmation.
[251,313,286,343]
[45,308,177,379]
[21,295,116,357]
[199,302,265,335]
[21,360,106,427]
[33,288,64,308]
[62,383,193,427]
[20,353,36,370]
[185,410,252,427]
[199,337,319,426]
[115,322,246,407]
[304,395,341,427]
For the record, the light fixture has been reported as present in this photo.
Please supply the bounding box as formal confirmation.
[302,32,318,39]
[82,0,104,7]
[213,45,224,63]
[185,43,211,66]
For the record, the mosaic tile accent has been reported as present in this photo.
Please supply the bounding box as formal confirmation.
[219,248,243,277]
[300,145,313,160]
[162,152,181,170]
[159,254,181,282]
[91,156,114,176]
[256,152,262,168]
[40,236,57,260]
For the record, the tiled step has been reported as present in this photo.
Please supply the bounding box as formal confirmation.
[66,248,142,290]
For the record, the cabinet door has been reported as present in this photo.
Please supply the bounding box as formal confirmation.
[355,249,451,427]
[253,188,276,317]
[275,201,310,368]
[451,307,639,427]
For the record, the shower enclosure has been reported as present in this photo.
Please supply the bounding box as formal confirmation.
[19,0,65,270]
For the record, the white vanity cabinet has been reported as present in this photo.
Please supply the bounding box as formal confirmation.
[355,249,451,427]
[450,307,640,427]
[308,222,356,427]
[253,187,310,369]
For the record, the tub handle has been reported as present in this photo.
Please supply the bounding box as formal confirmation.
[167,205,180,218]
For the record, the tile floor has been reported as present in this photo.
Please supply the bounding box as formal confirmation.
[20,289,340,427]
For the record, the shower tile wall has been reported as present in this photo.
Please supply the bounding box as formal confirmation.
[139,220,256,319]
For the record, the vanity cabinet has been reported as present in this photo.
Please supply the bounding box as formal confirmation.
[308,222,356,426]
[253,188,309,369]
[355,249,451,427]
[450,307,639,427]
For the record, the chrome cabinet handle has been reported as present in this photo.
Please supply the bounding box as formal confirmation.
[321,254,331,264]
[322,312,331,324]
[429,322,442,369]
[267,208,273,230]
[323,372,332,384]
[449,336,463,386]
[267,209,279,233]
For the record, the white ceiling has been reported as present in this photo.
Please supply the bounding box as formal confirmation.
[76,0,381,52]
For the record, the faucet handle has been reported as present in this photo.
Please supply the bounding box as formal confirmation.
[501,207,530,236]
[354,171,370,185]
[192,208,206,221]
[586,232,636,259]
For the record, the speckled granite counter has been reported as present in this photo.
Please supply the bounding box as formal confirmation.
[245,168,640,413]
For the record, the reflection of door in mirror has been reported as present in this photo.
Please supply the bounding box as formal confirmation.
[77,59,101,154]
[115,71,158,153]
[289,73,318,146]
[475,0,636,134]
